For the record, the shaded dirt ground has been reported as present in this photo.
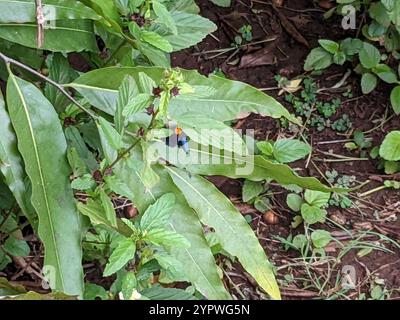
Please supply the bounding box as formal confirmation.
[171,0,400,299]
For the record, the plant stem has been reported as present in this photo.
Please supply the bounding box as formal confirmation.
[359,185,387,198]
[0,51,97,120]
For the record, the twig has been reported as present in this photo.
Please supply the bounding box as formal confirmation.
[0,51,97,120]
[35,0,45,48]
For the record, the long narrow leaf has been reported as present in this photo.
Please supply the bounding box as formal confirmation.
[6,73,84,296]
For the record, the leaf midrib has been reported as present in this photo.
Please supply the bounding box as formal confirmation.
[10,74,65,290]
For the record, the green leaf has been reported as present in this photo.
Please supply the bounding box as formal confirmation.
[140,193,175,231]
[209,0,231,7]
[359,42,381,69]
[372,64,398,84]
[0,277,27,296]
[115,75,139,133]
[242,180,264,203]
[257,141,274,156]
[45,53,79,112]
[3,236,30,257]
[114,154,231,299]
[157,145,336,192]
[167,167,281,300]
[69,67,298,124]
[311,230,332,249]
[340,38,363,56]
[144,228,190,248]
[153,0,178,34]
[318,39,339,54]
[6,73,83,296]
[0,20,98,52]
[174,114,248,155]
[301,203,327,224]
[380,131,400,161]
[141,284,197,300]
[122,93,153,118]
[0,0,100,23]
[361,73,378,94]
[162,11,217,51]
[273,139,311,163]
[304,190,330,207]
[304,47,333,71]
[103,238,136,277]
[286,193,304,212]
[71,174,95,190]
[84,283,108,300]
[97,117,122,164]
[99,189,118,228]
[390,86,400,114]
[0,91,36,227]
[140,31,173,53]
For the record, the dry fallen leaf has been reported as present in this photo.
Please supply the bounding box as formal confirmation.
[239,44,277,68]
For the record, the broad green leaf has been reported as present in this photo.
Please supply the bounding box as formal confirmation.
[153,0,177,34]
[0,19,98,52]
[242,180,264,203]
[0,92,36,226]
[0,0,100,23]
[6,74,83,296]
[114,153,231,299]
[162,11,217,51]
[372,64,398,84]
[380,131,400,161]
[154,144,337,193]
[361,73,378,94]
[301,203,327,224]
[140,31,173,53]
[3,236,30,257]
[140,193,175,231]
[390,86,400,114]
[359,42,381,69]
[318,39,339,54]
[69,67,298,123]
[304,47,333,71]
[168,0,200,14]
[103,238,136,276]
[273,139,311,163]
[304,190,330,207]
[167,167,281,300]
[311,230,332,249]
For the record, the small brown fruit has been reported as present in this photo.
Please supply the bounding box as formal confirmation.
[263,211,279,225]
[124,205,138,219]
[319,0,334,9]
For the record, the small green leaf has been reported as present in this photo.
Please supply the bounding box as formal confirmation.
[122,93,152,118]
[144,228,190,248]
[286,193,304,212]
[242,180,264,203]
[71,174,95,191]
[153,0,178,34]
[301,203,327,224]
[99,189,118,228]
[84,283,108,300]
[390,86,400,114]
[318,40,339,54]
[361,73,378,94]
[304,190,330,207]
[140,31,173,53]
[311,230,332,248]
[380,131,400,161]
[273,139,311,163]
[103,238,136,277]
[3,236,30,257]
[257,141,274,156]
[140,193,175,231]
[304,47,333,71]
[359,42,381,69]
